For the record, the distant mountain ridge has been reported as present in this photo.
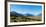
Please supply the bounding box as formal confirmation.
[37,13,42,16]
[10,11,42,16]
[10,11,24,16]
[24,13,34,16]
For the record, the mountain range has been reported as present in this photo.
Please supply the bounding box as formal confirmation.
[10,11,42,16]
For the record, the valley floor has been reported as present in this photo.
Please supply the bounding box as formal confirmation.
[10,16,42,22]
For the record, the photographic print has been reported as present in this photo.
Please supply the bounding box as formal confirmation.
[7,1,45,25]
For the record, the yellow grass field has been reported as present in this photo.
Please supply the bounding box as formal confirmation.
[10,16,42,22]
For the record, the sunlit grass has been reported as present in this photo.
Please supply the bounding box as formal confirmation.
[10,16,42,22]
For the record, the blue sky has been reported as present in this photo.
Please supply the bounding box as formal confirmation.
[10,4,42,16]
